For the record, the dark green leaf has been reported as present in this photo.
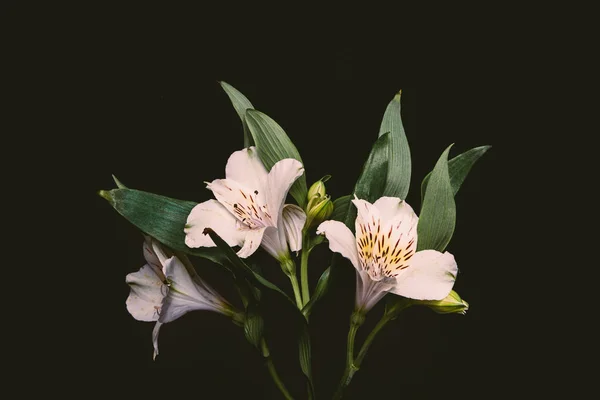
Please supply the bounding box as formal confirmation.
[220,81,255,148]
[298,327,315,399]
[301,267,331,318]
[99,188,228,265]
[421,145,491,202]
[417,145,456,252]
[330,195,352,223]
[204,228,296,304]
[353,133,390,205]
[379,90,411,200]
[243,307,264,349]
[245,109,308,208]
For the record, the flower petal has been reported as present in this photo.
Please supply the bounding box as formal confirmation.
[356,271,394,311]
[316,220,360,271]
[390,250,458,300]
[281,204,306,252]
[266,159,304,226]
[236,227,267,258]
[159,256,225,323]
[261,226,288,260]
[225,147,268,194]
[207,179,274,228]
[152,321,163,360]
[125,264,167,322]
[185,200,245,248]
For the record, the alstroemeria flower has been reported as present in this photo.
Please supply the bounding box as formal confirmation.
[185,147,306,260]
[317,196,458,312]
[126,237,234,359]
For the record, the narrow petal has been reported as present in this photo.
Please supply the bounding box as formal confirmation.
[281,204,306,252]
[143,236,162,270]
[266,159,304,226]
[236,227,267,258]
[159,256,226,323]
[152,321,163,360]
[185,200,245,248]
[225,147,268,194]
[316,220,360,271]
[356,271,395,312]
[390,250,458,300]
[125,264,167,322]
[261,226,289,260]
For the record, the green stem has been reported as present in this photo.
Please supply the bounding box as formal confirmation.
[262,340,295,400]
[288,272,304,310]
[281,258,303,309]
[333,311,365,400]
[300,231,311,306]
[354,313,393,367]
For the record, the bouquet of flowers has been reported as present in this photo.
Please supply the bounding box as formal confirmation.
[99,82,489,399]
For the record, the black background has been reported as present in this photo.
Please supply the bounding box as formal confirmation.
[6,3,503,398]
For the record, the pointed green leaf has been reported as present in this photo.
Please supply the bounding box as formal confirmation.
[112,174,127,189]
[379,90,411,200]
[301,267,331,318]
[99,188,227,265]
[330,195,352,223]
[298,327,315,398]
[245,109,308,208]
[421,145,491,201]
[220,81,255,148]
[417,145,456,252]
[353,132,390,207]
[243,306,264,350]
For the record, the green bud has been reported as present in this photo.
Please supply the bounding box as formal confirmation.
[308,180,327,200]
[305,196,334,229]
[417,290,469,315]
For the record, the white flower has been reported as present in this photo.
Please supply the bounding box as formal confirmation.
[317,196,458,312]
[126,237,233,359]
[184,147,306,261]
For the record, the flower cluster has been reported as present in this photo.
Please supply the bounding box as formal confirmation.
[102,82,487,398]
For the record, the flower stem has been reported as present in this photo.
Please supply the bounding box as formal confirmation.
[300,231,311,306]
[281,258,303,309]
[333,310,365,400]
[262,339,295,400]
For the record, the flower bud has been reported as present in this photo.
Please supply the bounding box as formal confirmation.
[418,290,469,315]
[305,196,334,229]
[308,180,327,200]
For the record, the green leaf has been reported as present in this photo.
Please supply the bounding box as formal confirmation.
[417,145,456,252]
[330,195,352,223]
[220,81,255,148]
[301,267,331,318]
[421,145,491,202]
[298,327,315,399]
[353,132,390,206]
[379,90,411,200]
[112,174,127,189]
[243,306,264,350]
[204,228,296,303]
[245,109,308,208]
[99,188,227,265]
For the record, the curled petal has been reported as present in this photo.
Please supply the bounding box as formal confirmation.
[125,264,166,322]
[281,204,306,252]
[266,159,304,226]
[316,220,360,271]
[236,227,267,258]
[152,321,163,361]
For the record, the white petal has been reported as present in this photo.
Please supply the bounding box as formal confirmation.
[355,271,394,312]
[185,200,245,248]
[125,264,167,322]
[207,179,274,228]
[316,220,360,271]
[159,256,226,323]
[225,147,268,194]
[143,236,162,270]
[281,204,306,252]
[261,226,289,260]
[390,250,458,300]
[152,321,163,360]
[266,159,304,226]
[236,227,267,258]
[373,196,405,222]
